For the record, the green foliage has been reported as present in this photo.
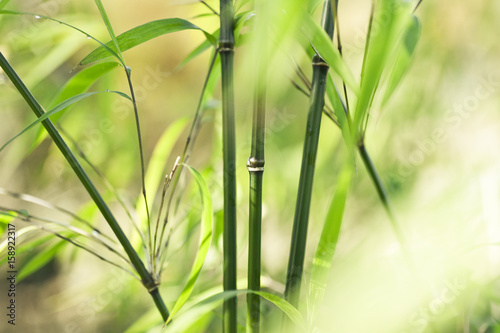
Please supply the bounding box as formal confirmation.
[168,165,213,321]
[80,18,216,65]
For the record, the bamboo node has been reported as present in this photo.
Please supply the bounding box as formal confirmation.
[218,41,234,53]
[247,157,265,172]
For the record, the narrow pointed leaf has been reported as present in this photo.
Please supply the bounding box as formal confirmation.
[1,91,130,152]
[302,14,358,94]
[80,18,216,65]
[168,165,213,319]
[382,15,421,105]
[308,165,352,324]
[94,0,124,63]
[32,62,121,148]
[354,0,412,131]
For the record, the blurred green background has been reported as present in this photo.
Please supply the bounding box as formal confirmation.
[1,0,500,332]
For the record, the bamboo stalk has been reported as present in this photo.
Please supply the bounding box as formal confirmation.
[219,0,238,331]
[0,52,170,322]
[284,0,335,307]
[247,3,267,330]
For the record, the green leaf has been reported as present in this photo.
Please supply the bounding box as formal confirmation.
[177,30,218,70]
[166,290,244,330]
[308,164,353,324]
[80,18,216,65]
[165,289,305,330]
[0,90,130,152]
[0,0,11,11]
[32,62,121,149]
[254,291,306,330]
[17,239,67,282]
[354,0,412,133]
[94,0,124,63]
[326,74,353,150]
[168,165,213,320]
[302,14,358,94]
[382,15,421,105]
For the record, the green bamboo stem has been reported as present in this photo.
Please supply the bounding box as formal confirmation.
[0,52,170,322]
[284,0,334,307]
[220,0,238,331]
[247,7,267,331]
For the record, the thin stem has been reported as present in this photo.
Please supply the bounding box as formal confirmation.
[220,0,238,331]
[124,70,154,276]
[284,0,334,309]
[247,1,267,330]
[156,49,219,269]
[200,0,219,16]
[0,52,169,322]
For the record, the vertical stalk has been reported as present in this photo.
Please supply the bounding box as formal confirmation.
[220,0,238,332]
[247,4,267,331]
[0,53,170,322]
[284,1,334,307]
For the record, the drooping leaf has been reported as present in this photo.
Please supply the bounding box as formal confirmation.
[165,289,305,330]
[382,15,421,105]
[32,62,121,149]
[0,91,130,152]
[80,18,216,65]
[302,13,358,94]
[254,291,306,330]
[168,165,213,319]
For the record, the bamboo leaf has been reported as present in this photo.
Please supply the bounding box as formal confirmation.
[0,91,130,152]
[17,239,67,282]
[168,165,213,319]
[354,0,412,132]
[308,165,352,324]
[326,74,352,148]
[32,62,121,149]
[302,14,358,94]
[382,15,421,105]
[94,0,124,63]
[254,291,306,330]
[0,0,10,10]
[80,18,216,65]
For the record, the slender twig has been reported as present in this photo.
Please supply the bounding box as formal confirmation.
[0,52,170,322]
[0,209,139,279]
[0,188,115,243]
[284,0,334,309]
[200,0,219,16]
[156,49,219,268]
[220,0,238,331]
